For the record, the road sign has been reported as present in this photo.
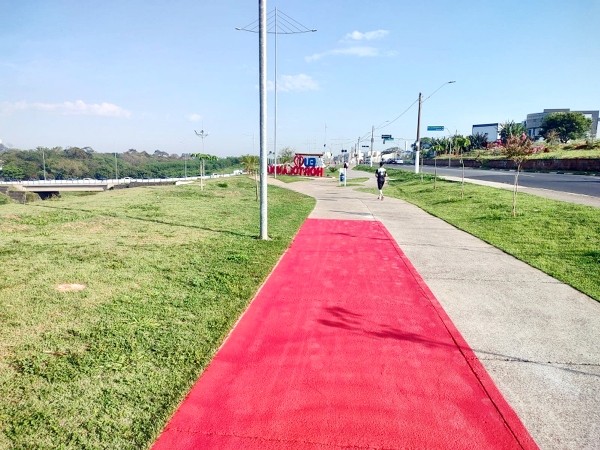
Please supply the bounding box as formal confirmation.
[427,126,444,131]
[361,145,369,148]
[381,134,392,139]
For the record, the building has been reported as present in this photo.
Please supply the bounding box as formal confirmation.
[526,109,599,139]
[472,123,500,142]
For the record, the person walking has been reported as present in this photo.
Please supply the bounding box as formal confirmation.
[375,161,387,200]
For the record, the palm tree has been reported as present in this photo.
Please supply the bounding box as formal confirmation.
[469,133,489,151]
[241,154,259,200]
[500,121,527,144]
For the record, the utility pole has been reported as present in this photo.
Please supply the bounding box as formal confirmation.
[415,92,422,174]
[370,125,374,167]
[42,148,47,181]
[356,137,360,164]
[114,152,118,180]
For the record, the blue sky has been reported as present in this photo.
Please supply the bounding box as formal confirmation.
[1,0,599,157]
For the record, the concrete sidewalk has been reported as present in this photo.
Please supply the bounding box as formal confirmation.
[271,170,600,450]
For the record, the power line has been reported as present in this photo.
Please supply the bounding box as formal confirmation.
[236,8,316,34]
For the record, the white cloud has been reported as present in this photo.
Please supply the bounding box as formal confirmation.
[306,29,392,62]
[267,74,319,92]
[187,113,203,122]
[343,29,389,42]
[0,100,131,118]
[306,46,381,62]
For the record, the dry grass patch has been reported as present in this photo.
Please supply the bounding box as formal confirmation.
[55,283,87,293]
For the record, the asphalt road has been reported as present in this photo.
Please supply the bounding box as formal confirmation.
[388,164,600,198]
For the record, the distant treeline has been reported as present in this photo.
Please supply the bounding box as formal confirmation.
[0,147,243,181]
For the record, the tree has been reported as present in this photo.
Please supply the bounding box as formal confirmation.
[1,163,25,180]
[501,133,540,217]
[278,147,294,164]
[468,133,489,150]
[453,136,471,198]
[500,121,526,144]
[540,112,592,143]
[241,154,259,200]
[430,140,445,190]
[191,153,217,190]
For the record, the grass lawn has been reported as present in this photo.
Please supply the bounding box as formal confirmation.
[344,177,370,186]
[0,178,314,449]
[273,175,311,183]
[453,139,600,161]
[357,166,600,302]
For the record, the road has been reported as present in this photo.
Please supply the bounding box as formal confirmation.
[388,164,600,198]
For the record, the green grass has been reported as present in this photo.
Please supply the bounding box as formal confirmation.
[344,177,369,186]
[274,175,311,183]
[0,178,314,449]
[451,139,600,161]
[357,166,600,302]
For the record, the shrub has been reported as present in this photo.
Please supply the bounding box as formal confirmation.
[0,193,11,205]
[25,192,41,203]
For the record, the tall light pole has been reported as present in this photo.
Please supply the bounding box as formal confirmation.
[237,5,315,239]
[414,80,455,174]
[259,0,268,239]
[237,8,316,179]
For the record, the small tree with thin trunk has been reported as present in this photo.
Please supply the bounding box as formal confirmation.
[500,133,540,217]
[190,153,217,190]
[454,136,471,199]
[431,141,444,190]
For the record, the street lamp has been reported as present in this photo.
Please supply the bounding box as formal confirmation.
[415,80,455,174]
[237,7,316,179]
[236,4,316,239]
[194,129,209,154]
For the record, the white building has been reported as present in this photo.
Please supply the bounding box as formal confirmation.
[526,109,599,139]
[472,123,500,142]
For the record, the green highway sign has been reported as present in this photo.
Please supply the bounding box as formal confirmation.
[427,126,444,131]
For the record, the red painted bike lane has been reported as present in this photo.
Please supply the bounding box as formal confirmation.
[153,219,538,449]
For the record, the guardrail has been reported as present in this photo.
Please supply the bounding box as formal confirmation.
[0,173,242,186]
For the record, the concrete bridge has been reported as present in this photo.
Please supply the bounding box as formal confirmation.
[0,177,202,202]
